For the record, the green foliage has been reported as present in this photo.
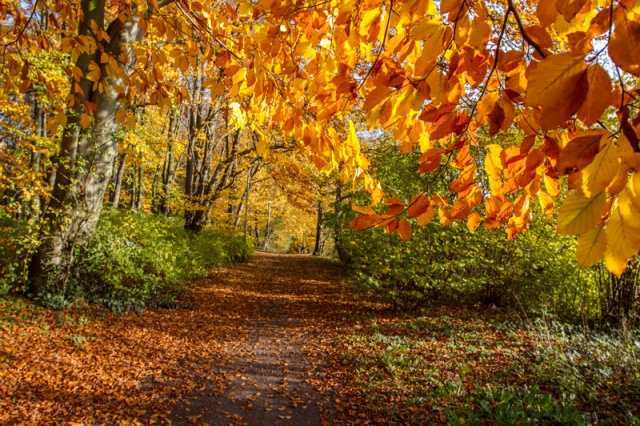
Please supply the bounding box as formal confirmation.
[17,210,251,311]
[341,307,639,425]
[453,385,590,425]
[335,139,596,319]
[0,212,38,296]
[528,319,640,412]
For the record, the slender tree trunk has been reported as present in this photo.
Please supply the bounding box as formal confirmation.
[159,110,180,216]
[111,153,126,209]
[151,164,160,212]
[333,176,351,264]
[263,200,271,251]
[30,100,45,222]
[136,160,143,211]
[243,170,251,245]
[129,165,137,210]
[312,199,323,256]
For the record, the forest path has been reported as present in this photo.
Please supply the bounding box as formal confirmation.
[0,253,364,425]
[167,252,353,425]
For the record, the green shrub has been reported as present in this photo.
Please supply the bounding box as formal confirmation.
[0,212,38,295]
[36,210,251,311]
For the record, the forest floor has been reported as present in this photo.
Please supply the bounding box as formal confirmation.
[1,253,638,425]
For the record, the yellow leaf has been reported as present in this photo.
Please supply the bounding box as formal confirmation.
[524,52,587,109]
[557,190,606,235]
[606,207,640,259]
[468,18,490,51]
[416,204,435,226]
[618,188,640,228]
[604,248,628,277]
[363,86,393,112]
[359,8,381,38]
[538,190,554,217]
[576,226,607,267]
[581,138,618,197]
[410,20,445,61]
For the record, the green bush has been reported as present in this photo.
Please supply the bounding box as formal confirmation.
[34,210,251,311]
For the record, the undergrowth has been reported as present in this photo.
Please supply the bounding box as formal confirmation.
[1,210,253,312]
[340,305,640,425]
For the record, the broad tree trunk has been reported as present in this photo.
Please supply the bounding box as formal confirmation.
[29,0,147,296]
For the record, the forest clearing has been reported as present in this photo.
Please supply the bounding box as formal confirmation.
[2,0,640,423]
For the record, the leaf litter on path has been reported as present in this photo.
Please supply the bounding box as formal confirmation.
[0,253,367,425]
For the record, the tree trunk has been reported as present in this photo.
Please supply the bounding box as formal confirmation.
[136,160,144,211]
[243,170,251,245]
[29,0,147,296]
[111,153,126,209]
[263,200,272,251]
[129,165,137,210]
[29,99,45,222]
[158,110,181,216]
[312,199,323,256]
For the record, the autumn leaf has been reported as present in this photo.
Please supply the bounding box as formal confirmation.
[524,52,587,109]
[397,217,412,242]
[557,190,606,235]
[581,138,618,197]
[576,226,607,267]
[352,204,376,215]
[609,11,640,76]
[80,113,91,130]
[606,207,640,260]
[576,64,613,126]
[350,214,380,230]
[407,194,430,218]
[416,204,435,226]
[557,130,607,176]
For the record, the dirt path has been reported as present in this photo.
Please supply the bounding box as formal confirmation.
[167,252,349,425]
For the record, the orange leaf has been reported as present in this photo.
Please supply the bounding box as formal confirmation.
[609,11,640,76]
[350,214,380,230]
[407,194,431,218]
[467,212,481,231]
[397,218,412,242]
[352,204,376,215]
